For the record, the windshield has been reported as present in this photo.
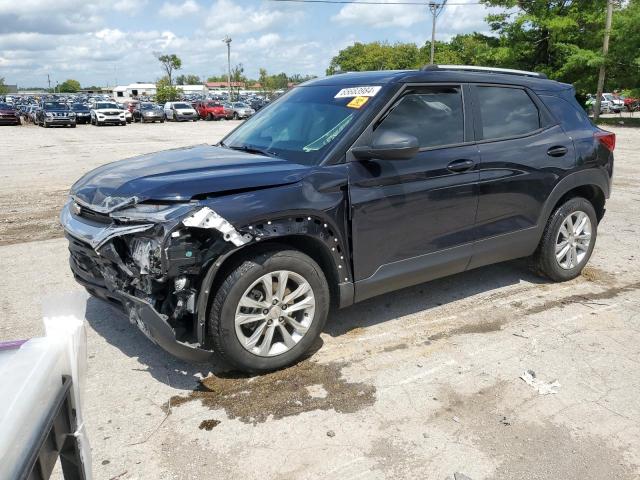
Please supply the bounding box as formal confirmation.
[603,94,613,101]
[222,85,374,166]
[71,104,89,111]
[234,102,248,108]
[141,103,155,110]
[0,103,12,109]
[44,102,67,110]
[95,102,119,109]
[174,103,191,109]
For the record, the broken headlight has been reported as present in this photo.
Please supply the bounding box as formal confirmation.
[110,203,195,223]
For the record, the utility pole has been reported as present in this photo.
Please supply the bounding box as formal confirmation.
[428,1,447,65]
[594,0,614,122]
[47,74,51,92]
[223,36,232,101]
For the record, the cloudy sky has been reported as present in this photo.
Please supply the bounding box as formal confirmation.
[0,0,503,88]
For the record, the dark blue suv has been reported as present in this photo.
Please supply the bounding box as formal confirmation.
[61,65,615,371]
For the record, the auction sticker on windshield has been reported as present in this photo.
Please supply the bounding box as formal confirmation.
[346,96,369,109]
[334,86,381,98]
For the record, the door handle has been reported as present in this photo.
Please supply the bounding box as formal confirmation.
[547,146,568,157]
[447,159,475,173]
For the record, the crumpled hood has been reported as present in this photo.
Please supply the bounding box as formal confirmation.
[71,144,311,212]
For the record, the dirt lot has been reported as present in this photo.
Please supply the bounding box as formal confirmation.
[1,121,640,479]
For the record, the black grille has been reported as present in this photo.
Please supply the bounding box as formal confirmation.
[77,205,112,224]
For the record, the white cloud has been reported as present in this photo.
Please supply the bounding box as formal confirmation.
[113,0,149,14]
[159,0,200,18]
[205,0,300,35]
[332,1,428,29]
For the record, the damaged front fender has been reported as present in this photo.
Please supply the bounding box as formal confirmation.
[182,207,252,247]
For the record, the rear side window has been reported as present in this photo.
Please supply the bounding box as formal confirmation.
[538,95,593,133]
[476,86,540,140]
[375,86,464,149]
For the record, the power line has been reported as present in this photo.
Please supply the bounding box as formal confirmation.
[270,0,485,5]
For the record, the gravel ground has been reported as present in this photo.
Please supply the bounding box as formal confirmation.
[1,122,639,479]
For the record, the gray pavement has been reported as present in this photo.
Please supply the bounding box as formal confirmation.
[1,122,639,479]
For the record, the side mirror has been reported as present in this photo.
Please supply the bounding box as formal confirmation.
[351,129,419,161]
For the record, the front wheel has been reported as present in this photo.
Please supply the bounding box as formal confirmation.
[209,249,330,372]
[531,197,597,282]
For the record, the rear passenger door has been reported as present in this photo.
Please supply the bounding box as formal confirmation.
[469,84,576,268]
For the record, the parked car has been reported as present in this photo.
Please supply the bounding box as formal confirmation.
[229,101,255,119]
[133,103,165,123]
[603,93,624,113]
[195,101,232,121]
[70,104,91,124]
[90,101,126,126]
[585,94,613,115]
[0,102,21,125]
[22,105,37,123]
[37,101,75,128]
[164,102,198,122]
[60,65,614,372]
[116,104,133,123]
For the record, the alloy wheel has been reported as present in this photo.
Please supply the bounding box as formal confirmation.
[234,270,316,357]
[555,210,592,269]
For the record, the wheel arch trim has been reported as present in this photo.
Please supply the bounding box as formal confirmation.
[194,215,353,345]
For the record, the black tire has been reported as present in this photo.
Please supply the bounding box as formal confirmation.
[70,123,76,128]
[233,112,239,120]
[531,197,598,282]
[209,249,330,372]
[207,113,213,121]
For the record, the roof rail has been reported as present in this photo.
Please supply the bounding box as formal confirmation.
[421,64,548,79]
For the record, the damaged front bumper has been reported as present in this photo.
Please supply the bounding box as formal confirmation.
[60,200,247,363]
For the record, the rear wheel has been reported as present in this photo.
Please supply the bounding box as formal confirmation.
[207,113,213,121]
[209,249,329,372]
[532,197,597,282]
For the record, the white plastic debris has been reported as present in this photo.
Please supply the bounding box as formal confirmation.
[182,207,251,246]
[520,370,561,395]
[0,291,92,480]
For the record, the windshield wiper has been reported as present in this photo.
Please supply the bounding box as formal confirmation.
[225,144,278,158]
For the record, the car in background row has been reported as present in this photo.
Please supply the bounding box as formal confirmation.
[603,93,624,113]
[0,102,21,125]
[116,103,133,123]
[70,104,91,125]
[194,101,232,121]
[229,102,255,119]
[133,103,165,123]
[37,101,75,128]
[164,102,198,122]
[90,101,126,126]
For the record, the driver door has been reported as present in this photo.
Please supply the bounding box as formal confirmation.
[348,84,480,301]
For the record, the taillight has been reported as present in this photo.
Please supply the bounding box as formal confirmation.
[595,130,616,151]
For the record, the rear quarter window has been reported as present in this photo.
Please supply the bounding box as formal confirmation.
[476,86,540,140]
[538,95,594,133]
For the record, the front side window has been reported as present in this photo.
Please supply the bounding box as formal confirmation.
[477,86,540,140]
[374,86,464,149]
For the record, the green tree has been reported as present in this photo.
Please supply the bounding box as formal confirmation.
[0,77,8,95]
[59,79,81,93]
[327,41,420,74]
[176,74,201,85]
[206,74,228,83]
[156,53,182,85]
[608,0,640,92]
[481,0,609,92]
[155,76,182,103]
